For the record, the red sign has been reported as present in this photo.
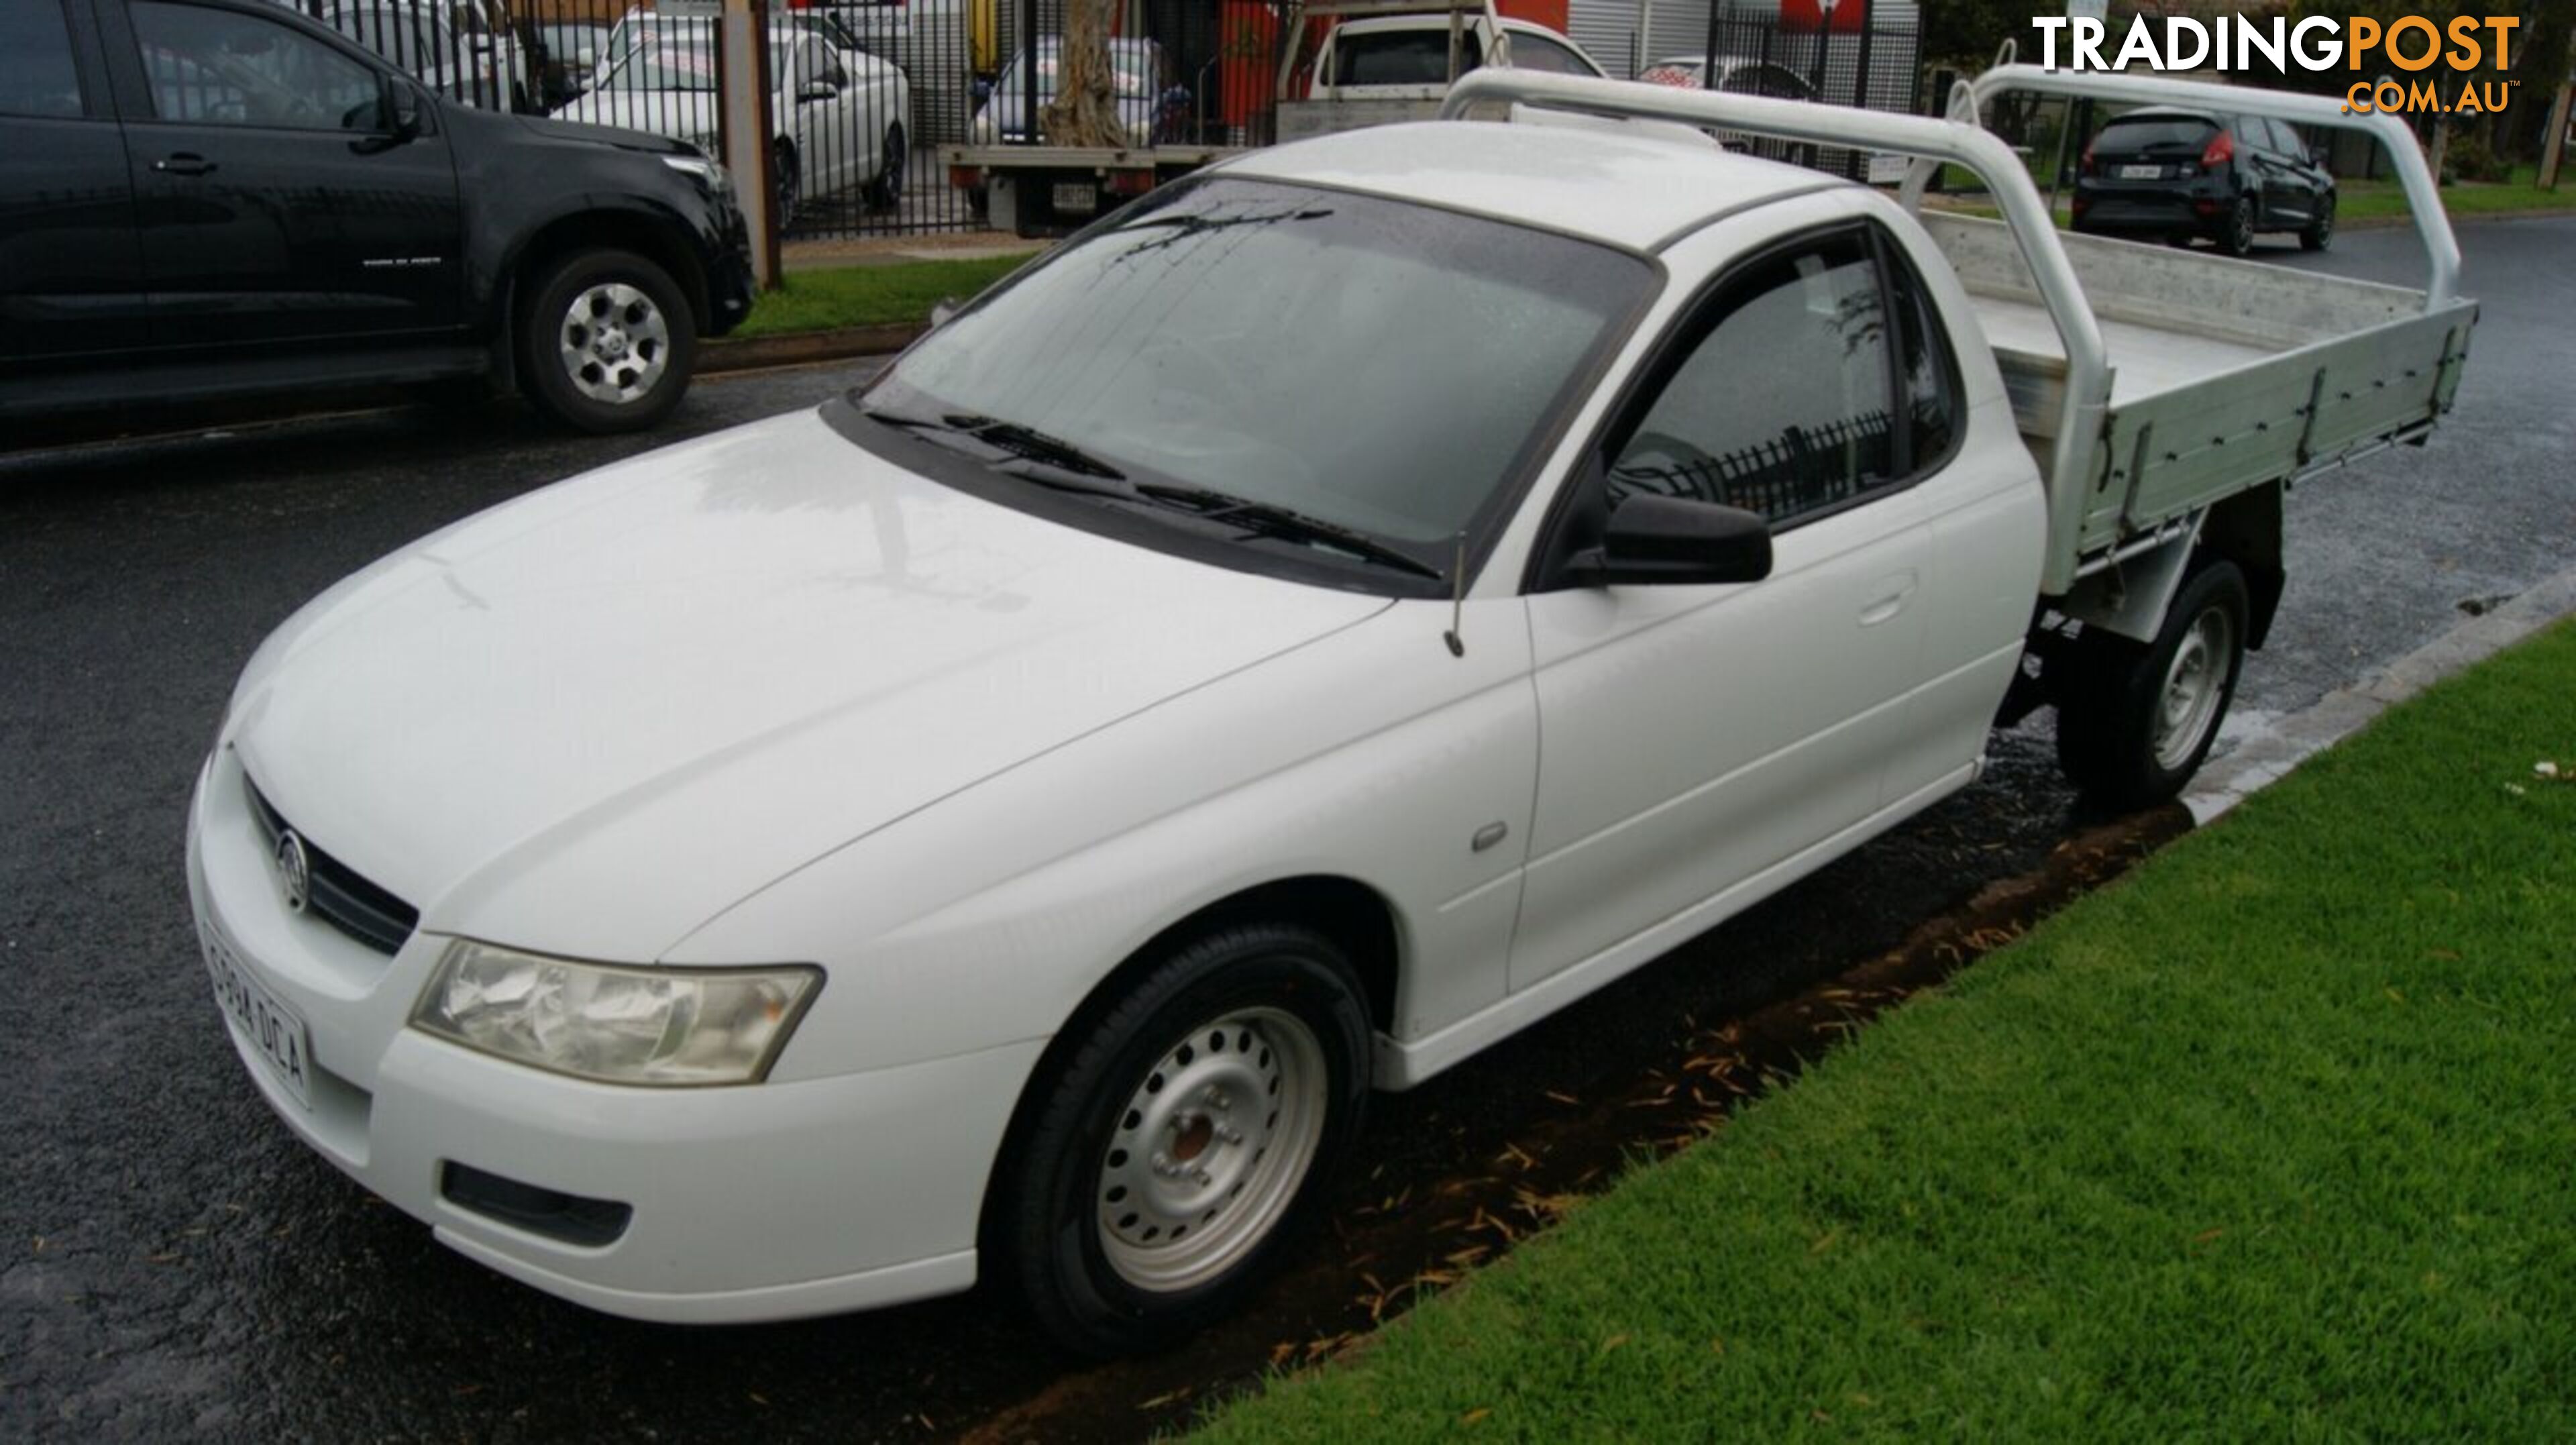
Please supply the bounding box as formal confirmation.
[1780,0,1866,34]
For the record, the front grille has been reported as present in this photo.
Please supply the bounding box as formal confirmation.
[241,775,419,956]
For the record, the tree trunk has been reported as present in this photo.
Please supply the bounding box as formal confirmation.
[1045,0,1129,148]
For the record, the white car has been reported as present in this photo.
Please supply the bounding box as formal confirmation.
[1309,13,1606,97]
[557,21,910,217]
[189,70,2469,1353]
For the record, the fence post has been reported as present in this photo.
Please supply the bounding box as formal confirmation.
[717,0,780,288]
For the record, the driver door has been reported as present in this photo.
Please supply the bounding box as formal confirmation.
[102,0,463,352]
[1510,220,1935,992]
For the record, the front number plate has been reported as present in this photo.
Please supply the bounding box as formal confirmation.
[2118,164,2163,180]
[1053,180,1097,215]
[202,930,314,1109]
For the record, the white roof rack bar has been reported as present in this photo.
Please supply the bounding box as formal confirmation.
[1969,64,2459,309]
[1440,68,2111,578]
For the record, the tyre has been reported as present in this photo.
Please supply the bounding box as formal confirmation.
[2218,195,2255,257]
[2300,193,2335,252]
[773,140,801,223]
[519,249,696,435]
[2055,559,2250,811]
[994,921,1373,1356]
[865,124,907,211]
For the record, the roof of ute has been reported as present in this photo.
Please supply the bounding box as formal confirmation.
[1219,118,1843,252]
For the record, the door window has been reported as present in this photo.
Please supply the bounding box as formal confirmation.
[1509,36,1597,76]
[1607,229,1902,527]
[0,0,85,118]
[325,3,455,79]
[131,1,382,131]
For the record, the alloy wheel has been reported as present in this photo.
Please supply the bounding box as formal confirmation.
[556,283,669,407]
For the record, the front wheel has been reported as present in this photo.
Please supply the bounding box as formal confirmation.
[519,249,696,434]
[994,922,1372,1356]
[2055,559,2250,811]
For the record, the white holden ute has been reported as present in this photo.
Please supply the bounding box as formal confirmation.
[189,67,2471,1352]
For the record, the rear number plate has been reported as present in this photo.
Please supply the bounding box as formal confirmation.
[2119,164,2163,180]
[202,929,314,1109]
[1053,180,1097,215]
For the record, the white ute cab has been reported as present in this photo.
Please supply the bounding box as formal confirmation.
[188,66,2473,1352]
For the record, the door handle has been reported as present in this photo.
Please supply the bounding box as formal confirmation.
[153,154,217,176]
[1858,571,1918,628]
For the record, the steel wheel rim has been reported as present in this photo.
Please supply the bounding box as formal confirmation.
[1095,1006,1328,1293]
[2231,199,2253,252]
[557,282,669,407]
[2153,605,2234,771]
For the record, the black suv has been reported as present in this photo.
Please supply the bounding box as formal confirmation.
[2072,107,2336,258]
[1,0,754,437]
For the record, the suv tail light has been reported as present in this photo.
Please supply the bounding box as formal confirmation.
[2200,130,2235,168]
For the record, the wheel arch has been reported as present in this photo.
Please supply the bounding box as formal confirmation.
[498,206,714,337]
[971,872,1402,1269]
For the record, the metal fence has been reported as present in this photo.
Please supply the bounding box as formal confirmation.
[289,1,1926,244]
[284,0,989,237]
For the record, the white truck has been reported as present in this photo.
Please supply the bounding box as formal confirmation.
[192,66,2472,1354]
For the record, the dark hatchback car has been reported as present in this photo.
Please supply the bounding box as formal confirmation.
[2072,106,2335,258]
[2,0,755,439]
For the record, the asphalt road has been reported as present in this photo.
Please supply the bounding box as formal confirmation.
[3,217,2569,1442]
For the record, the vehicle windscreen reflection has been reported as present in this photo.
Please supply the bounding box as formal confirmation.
[869,177,1652,567]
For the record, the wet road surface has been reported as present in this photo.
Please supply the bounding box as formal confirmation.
[5,217,2569,1440]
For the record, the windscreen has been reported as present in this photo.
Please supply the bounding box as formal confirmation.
[1334,32,1482,86]
[2097,116,2220,152]
[870,177,1651,559]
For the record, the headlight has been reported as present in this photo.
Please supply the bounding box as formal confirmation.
[412,940,820,1086]
[663,151,729,192]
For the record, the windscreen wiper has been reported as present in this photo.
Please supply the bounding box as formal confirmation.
[859,405,1126,482]
[1136,483,1446,582]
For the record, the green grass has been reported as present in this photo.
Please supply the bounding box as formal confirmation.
[2343,164,2576,221]
[731,254,1032,339]
[1927,160,2576,227]
[1200,622,2576,1441]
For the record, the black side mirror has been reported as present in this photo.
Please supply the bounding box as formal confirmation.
[354,76,422,152]
[1566,494,1772,586]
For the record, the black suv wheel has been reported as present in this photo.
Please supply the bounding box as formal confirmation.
[520,250,697,434]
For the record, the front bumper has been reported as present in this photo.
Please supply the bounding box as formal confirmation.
[185,747,1041,1324]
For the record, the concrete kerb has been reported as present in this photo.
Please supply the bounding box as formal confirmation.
[2183,561,2576,823]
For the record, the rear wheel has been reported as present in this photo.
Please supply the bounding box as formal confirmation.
[2300,193,2336,252]
[2055,559,2249,811]
[2218,195,2255,257]
[519,249,696,434]
[995,922,1371,1356]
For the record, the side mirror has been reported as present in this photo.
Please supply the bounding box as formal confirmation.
[928,295,963,328]
[972,77,994,105]
[798,81,839,103]
[355,75,423,150]
[1566,494,1772,586]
